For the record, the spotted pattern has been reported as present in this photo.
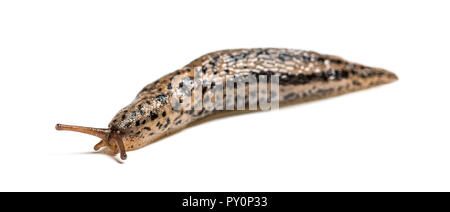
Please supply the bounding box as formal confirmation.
[107,48,397,151]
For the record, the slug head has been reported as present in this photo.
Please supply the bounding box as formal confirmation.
[55,124,128,160]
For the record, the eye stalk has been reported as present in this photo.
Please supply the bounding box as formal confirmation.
[55,124,127,160]
[111,130,127,160]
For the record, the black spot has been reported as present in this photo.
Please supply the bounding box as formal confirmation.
[138,104,145,115]
[121,114,126,120]
[335,71,342,80]
[211,82,215,88]
[157,122,163,129]
[302,55,311,62]
[376,71,385,77]
[149,133,154,136]
[237,52,249,59]
[135,120,140,126]
[135,131,141,135]
[352,80,362,86]
[155,94,168,104]
[142,119,147,125]
[341,70,349,78]
[144,127,151,131]
[224,69,230,74]
[150,112,158,120]
[124,122,131,128]
[321,71,329,81]
[278,53,292,62]
[176,120,182,125]
[145,100,151,105]
[256,50,264,57]
[164,118,171,128]
[202,66,207,74]
[317,57,325,62]
[330,59,343,64]
[167,83,172,89]
[158,88,162,92]
[284,92,297,100]
[162,111,166,117]
[179,82,183,88]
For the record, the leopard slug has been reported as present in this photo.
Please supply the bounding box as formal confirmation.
[56,48,398,160]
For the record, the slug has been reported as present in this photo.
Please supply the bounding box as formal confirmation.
[56,48,398,160]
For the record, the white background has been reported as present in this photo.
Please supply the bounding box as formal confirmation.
[0,0,449,191]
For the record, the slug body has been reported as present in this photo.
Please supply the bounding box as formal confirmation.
[56,48,397,160]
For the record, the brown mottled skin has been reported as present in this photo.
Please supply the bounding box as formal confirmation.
[56,48,398,160]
